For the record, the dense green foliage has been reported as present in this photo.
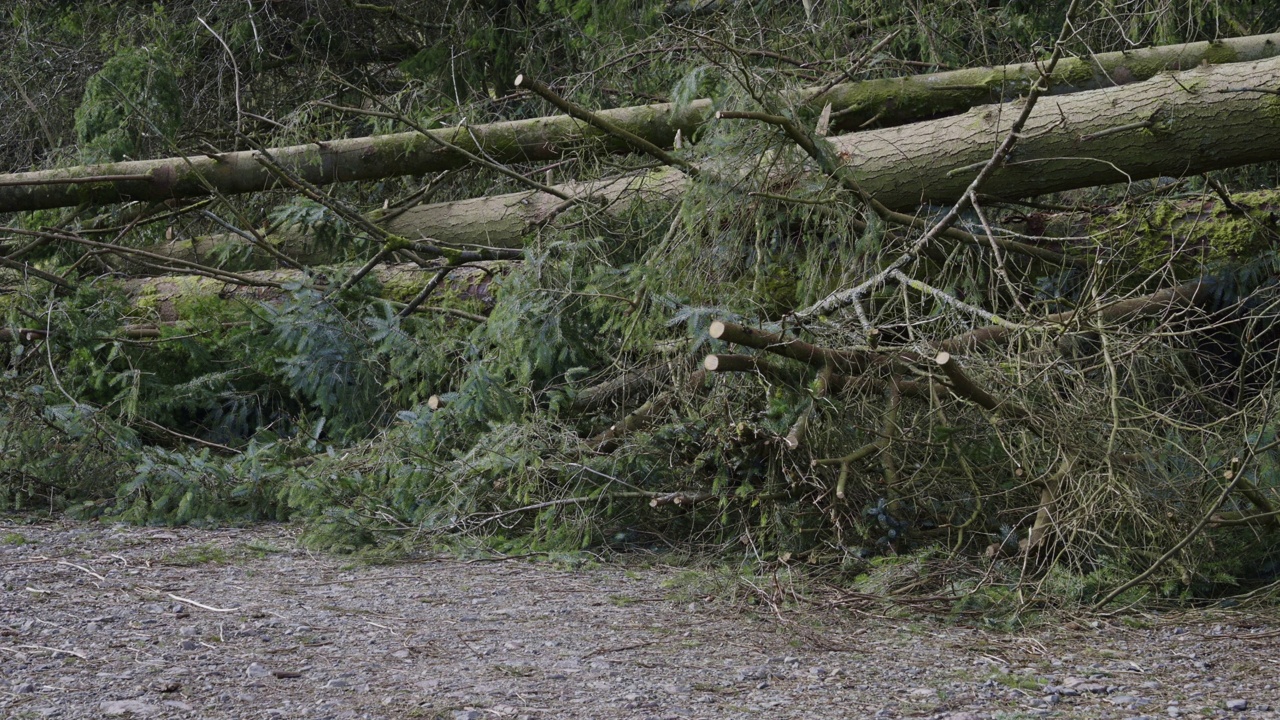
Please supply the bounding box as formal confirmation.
[3,0,1280,608]
[75,48,183,162]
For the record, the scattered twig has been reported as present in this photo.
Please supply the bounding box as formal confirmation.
[56,560,106,581]
[167,593,241,613]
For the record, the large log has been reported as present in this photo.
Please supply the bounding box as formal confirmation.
[121,263,505,322]
[388,55,1280,248]
[3,34,1279,214]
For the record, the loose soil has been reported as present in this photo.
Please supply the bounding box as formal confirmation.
[2,519,1278,719]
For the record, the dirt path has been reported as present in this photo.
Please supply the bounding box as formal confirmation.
[2,520,1278,719]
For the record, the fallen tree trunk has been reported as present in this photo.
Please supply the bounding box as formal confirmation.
[4,33,1279,214]
[387,168,687,248]
[1006,188,1280,270]
[938,280,1211,353]
[130,184,1280,279]
[121,263,506,322]
[388,55,1280,248]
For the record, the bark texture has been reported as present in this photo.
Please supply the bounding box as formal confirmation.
[3,33,1278,214]
[389,56,1280,247]
[121,263,505,322]
[386,168,687,247]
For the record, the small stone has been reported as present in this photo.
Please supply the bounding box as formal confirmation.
[246,662,271,679]
[1225,699,1248,711]
[180,640,199,651]
[16,681,36,693]
[391,649,411,659]
[454,711,484,720]
[1075,682,1109,694]
[325,678,350,688]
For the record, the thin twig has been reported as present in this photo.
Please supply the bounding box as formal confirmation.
[167,593,241,613]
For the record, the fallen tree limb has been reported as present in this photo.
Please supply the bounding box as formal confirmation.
[934,351,1030,418]
[938,280,1211,353]
[588,368,710,452]
[703,353,805,387]
[708,320,873,374]
[590,395,673,453]
[571,364,674,414]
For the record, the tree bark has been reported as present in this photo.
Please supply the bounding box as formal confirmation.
[1004,188,1280,268]
[120,263,505,322]
[387,168,688,248]
[4,33,1278,214]
[387,55,1280,248]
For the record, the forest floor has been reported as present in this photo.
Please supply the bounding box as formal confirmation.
[2,519,1279,720]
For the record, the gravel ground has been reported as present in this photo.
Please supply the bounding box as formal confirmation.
[2,519,1279,720]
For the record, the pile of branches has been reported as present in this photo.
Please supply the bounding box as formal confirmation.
[2,0,1279,607]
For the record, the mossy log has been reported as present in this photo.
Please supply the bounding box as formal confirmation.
[136,187,1280,280]
[120,262,506,323]
[388,55,1280,248]
[118,230,348,273]
[4,33,1279,214]
[1004,188,1280,271]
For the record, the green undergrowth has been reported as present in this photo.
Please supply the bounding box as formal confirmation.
[5,173,1280,609]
